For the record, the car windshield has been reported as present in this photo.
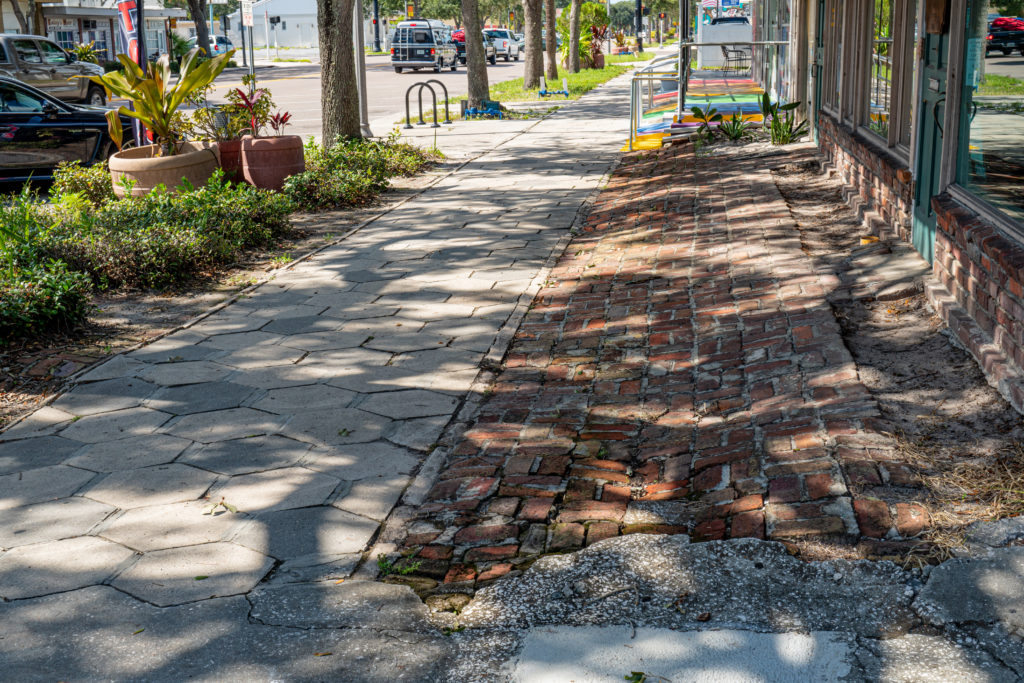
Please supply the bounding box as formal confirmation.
[485,30,503,38]
[0,84,47,113]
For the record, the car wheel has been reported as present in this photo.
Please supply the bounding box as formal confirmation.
[460,57,466,64]
[489,54,496,65]
[1003,49,1012,55]
[86,85,106,106]
[450,61,457,71]
[395,66,403,73]
[514,50,520,61]
[504,53,510,61]
[433,61,442,73]
[96,140,117,162]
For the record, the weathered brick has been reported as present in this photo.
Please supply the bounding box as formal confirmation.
[853,498,891,538]
[894,503,928,537]
[731,510,765,538]
[444,564,476,583]
[586,521,620,545]
[548,523,585,550]
[418,545,453,560]
[477,563,513,582]
[519,497,553,522]
[454,524,519,545]
[465,545,519,562]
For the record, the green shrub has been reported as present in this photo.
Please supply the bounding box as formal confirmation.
[0,259,92,340]
[283,133,431,212]
[40,171,292,289]
[52,160,115,206]
[0,189,91,340]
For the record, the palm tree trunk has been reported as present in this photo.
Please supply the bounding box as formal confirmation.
[6,0,29,33]
[318,0,362,142]
[462,0,490,108]
[544,0,557,80]
[186,0,213,57]
[523,0,543,89]
[568,0,582,72]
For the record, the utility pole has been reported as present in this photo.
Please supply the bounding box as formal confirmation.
[635,0,643,53]
[372,0,381,52]
[355,0,372,138]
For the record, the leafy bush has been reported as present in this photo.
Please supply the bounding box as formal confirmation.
[40,171,292,289]
[52,160,115,206]
[284,133,431,212]
[0,188,91,340]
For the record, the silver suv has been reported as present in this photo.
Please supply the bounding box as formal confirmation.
[0,35,106,105]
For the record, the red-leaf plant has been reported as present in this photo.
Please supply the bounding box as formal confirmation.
[234,87,267,135]
[269,111,292,136]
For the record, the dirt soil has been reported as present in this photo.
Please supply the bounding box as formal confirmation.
[771,157,1024,553]
[0,168,446,432]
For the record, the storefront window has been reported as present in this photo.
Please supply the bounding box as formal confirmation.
[867,0,894,137]
[956,0,1024,223]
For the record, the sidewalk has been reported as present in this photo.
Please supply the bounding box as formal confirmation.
[0,77,630,679]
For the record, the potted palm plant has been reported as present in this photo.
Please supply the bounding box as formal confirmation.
[236,89,305,191]
[588,25,608,69]
[83,49,234,197]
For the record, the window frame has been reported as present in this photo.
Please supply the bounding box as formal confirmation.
[856,0,916,157]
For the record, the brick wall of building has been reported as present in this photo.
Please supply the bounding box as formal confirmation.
[816,113,914,242]
[931,194,1024,411]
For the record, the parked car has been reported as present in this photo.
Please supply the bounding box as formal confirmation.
[0,76,128,183]
[186,35,235,56]
[986,17,1024,55]
[0,34,106,105]
[391,19,458,73]
[453,29,497,65]
[515,32,525,50]
[485,28,520,61]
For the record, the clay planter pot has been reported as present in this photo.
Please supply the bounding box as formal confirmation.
[109,142,220,198]
[240,134,305,191]
[218,138,243,182]
[611,46,627,55]
[590,54,606,69]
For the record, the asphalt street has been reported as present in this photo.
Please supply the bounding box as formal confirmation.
[213,54,527,140]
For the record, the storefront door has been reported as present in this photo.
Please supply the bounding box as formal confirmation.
[912,27,950,263]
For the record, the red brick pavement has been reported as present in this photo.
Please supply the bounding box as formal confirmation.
[399,143,926,589]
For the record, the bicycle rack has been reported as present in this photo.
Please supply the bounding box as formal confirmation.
[423,79,453,124]
[404,82,441,129]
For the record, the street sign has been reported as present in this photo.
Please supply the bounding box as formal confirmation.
[241,0,253,27]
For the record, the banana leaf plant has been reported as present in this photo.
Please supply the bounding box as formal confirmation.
[81,48,235,156]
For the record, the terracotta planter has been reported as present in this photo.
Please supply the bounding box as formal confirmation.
[241,135,305,191]
[611,46,628,55]
[218,138,243,182]
[591,54,605,69]
[109,142,220,198]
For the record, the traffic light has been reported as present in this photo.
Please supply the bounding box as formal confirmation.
[406,3,415,17]
[509,10,515,23]
[658,12,666,19]
[642,7,650,16]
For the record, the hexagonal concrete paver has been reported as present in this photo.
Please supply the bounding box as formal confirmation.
[215,345,305,370]
[49,378,159,417]
[99,501,245,552]
[261,315,340,336]
[251,384,356,415]
[164,408,286,443]
[358,389,460,420]
[362,332,452,353]
[300,347,394,372]
[277,329,370,352]
[332,475,409,522]
[386,415,449,452]
[0,497,116,548]
[83,464,218,509]
[0,465,96,510]
[177,434,311,476]
[281,408,392,446]
[146,382,256,416]
[0,436,83,475]
[300,441,422,480]
[58,407,172,444]
[210,467,340,513]
[64,434,192,472]
[230,505,379,561]
[0,536,136,600]
[388,346,482,372]
[137,361,233,387]
[111,541,273,606]
[202,330,284,350]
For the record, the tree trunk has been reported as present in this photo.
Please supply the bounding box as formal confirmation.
[523,0,542,88]
[186,0,212,57]
[544,0,557,80]
[461,0,490,108]
[5,0,29,33]
[567,0,581,72]
[319,0,362,142]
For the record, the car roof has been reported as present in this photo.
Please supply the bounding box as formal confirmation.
[0,34,52,42]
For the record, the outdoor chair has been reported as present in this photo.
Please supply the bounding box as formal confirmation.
[721,45,750,72]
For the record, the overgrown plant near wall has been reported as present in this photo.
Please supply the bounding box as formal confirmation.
[758,94,809,145]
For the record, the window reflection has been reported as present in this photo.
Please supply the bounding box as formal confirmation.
[869,0,894,138]
[957,0,1024,222]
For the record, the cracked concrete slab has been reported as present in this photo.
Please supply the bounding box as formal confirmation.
[0,536,136,600]
[82,464,218,509]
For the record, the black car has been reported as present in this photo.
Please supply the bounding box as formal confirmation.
[0,76,126,183]
[986,21,1024,55]
[453,30,497,65]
